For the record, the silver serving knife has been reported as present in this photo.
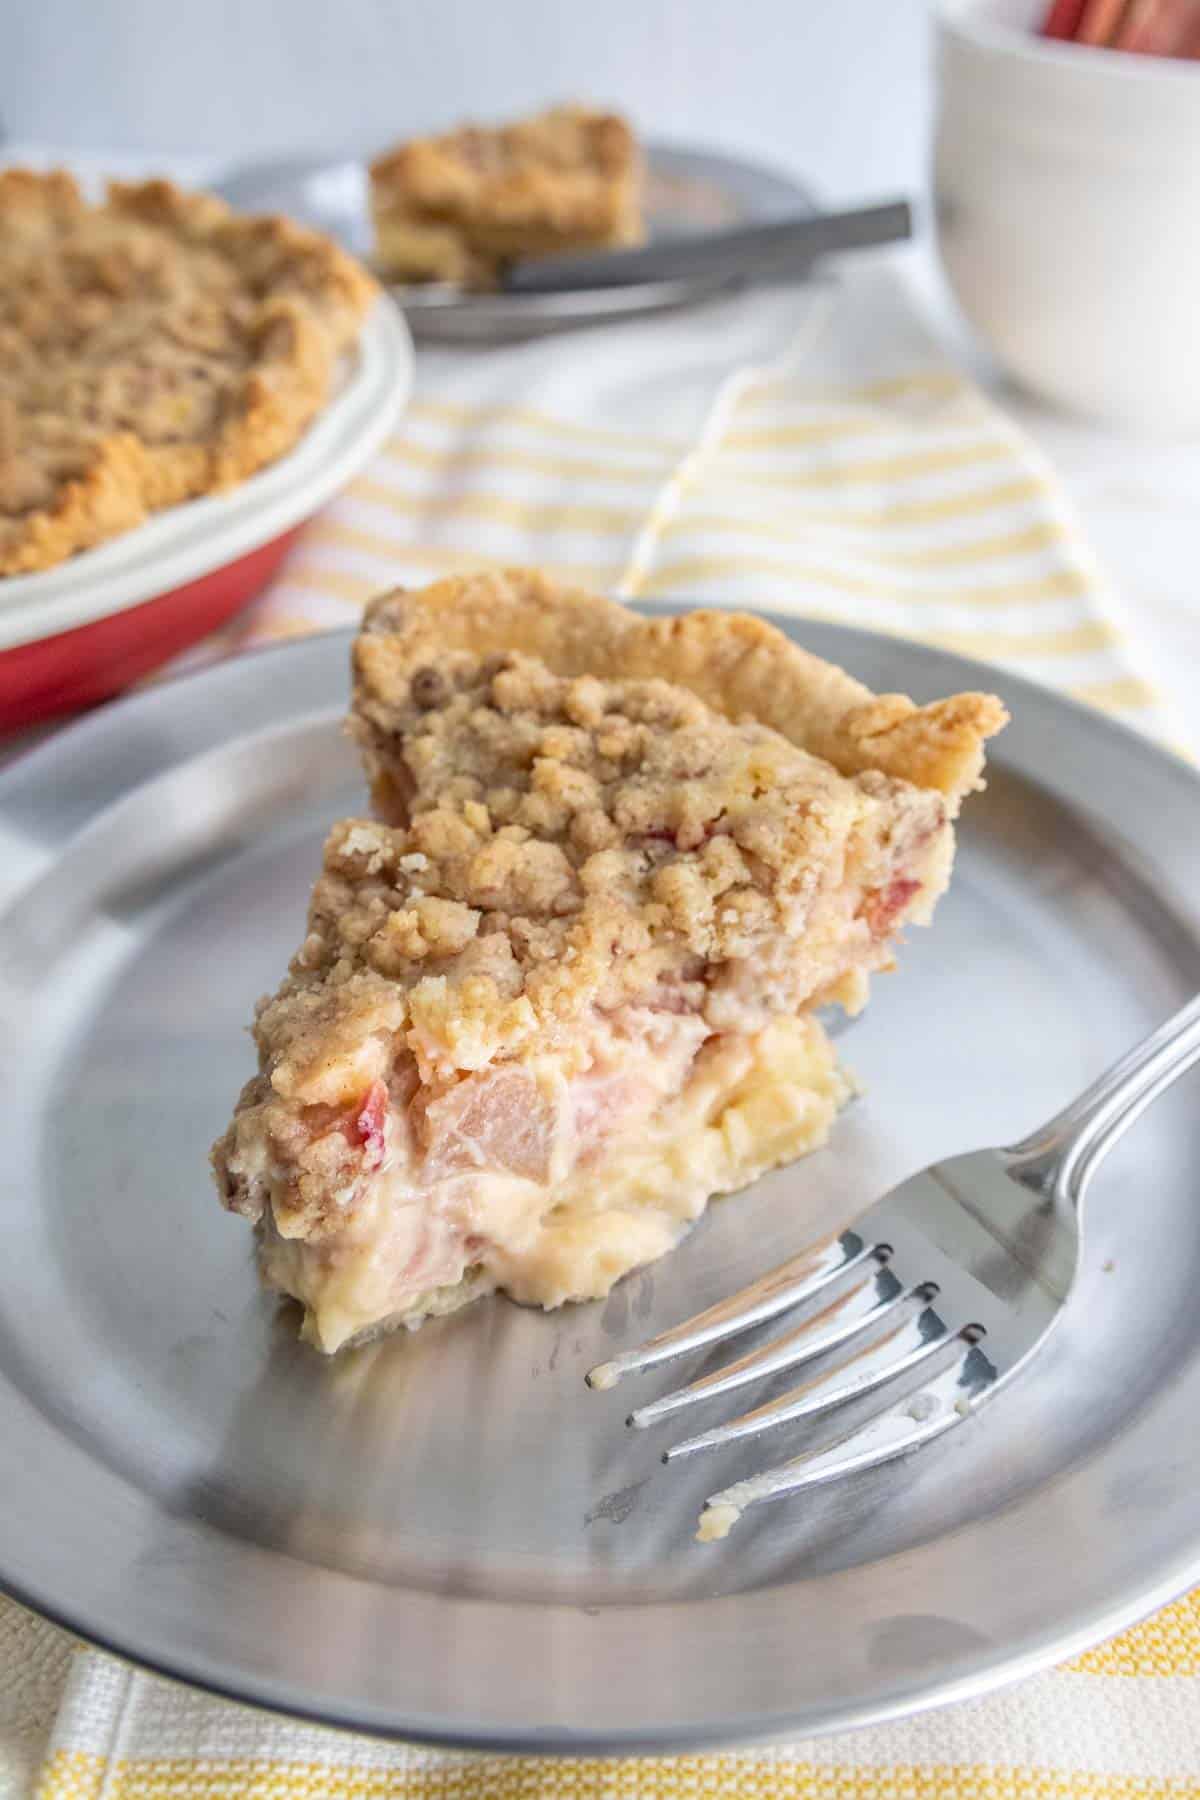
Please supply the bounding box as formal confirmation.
[504,198,912,294]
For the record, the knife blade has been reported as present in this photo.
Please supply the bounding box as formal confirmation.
[504,198,912,295]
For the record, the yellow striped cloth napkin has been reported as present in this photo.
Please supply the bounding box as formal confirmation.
[21,263,1200,1800]
[175,265,1168,736]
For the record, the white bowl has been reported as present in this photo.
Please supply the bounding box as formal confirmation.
[934,0,1200,434]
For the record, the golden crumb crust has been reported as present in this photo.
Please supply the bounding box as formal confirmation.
[369,104,644,286]
[0,170,378,575]
[354,569,1009,813]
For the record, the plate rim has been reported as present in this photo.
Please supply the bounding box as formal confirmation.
[2,611,1200,1753]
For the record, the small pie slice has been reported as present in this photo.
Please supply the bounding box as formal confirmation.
[368,104,644,288]
[213,571,1006,1352]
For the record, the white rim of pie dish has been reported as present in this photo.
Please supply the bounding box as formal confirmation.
[0,294,413,653]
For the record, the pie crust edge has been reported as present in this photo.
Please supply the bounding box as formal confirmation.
[353,568,1010,815]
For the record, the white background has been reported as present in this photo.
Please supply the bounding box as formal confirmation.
[0,0,930,201]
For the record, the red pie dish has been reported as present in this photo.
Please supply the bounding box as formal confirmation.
[0,298,412,731]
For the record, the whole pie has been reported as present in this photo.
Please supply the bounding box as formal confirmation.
[368,105,644,288]
[212,571,1007,1353]
[0,171,377,575]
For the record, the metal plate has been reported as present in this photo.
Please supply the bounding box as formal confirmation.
[1,615,1199,1752]
[212,143,815,342]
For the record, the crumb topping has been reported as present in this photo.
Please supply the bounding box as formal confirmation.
[372,105,637,201]
[376,104,636,192]
[355,572,1009,811]
[0,171,376,574]
[265,648,946,1096]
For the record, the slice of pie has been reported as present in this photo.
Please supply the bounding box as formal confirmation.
[0,172,376,575]
[212,571,1006,1352]
[368,105,644,288]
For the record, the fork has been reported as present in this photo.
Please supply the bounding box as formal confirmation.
[586,993,1200,1540]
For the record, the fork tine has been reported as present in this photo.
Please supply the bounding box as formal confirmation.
[695,1335,997,1541]
[585,1230,887,1392]
[665,1295,950,1461]
[629,1270,930,1431]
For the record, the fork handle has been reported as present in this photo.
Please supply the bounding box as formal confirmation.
[1009,992,1200,1205]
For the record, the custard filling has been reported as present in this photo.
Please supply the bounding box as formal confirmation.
[258,1011,847,1353]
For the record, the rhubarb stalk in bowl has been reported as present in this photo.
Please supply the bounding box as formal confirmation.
[934,0,1200,433]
